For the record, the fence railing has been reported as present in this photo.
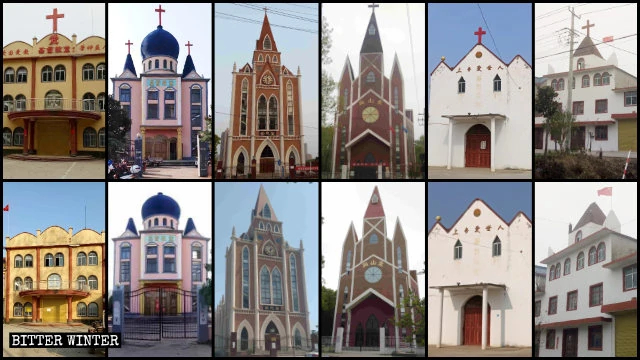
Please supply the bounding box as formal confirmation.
[4,98,104,112]
[18,279,89,292]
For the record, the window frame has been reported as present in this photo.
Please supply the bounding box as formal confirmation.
[589,282,603,307]
[564,258,571,275]
[492,237,501,257]
[572,101,584,115]
[581,74,590,88]
[14,255,23,268]
[546,329,555,349]
[88,251,98,265]
[566,290,578,311]
[24,255,33,267]
[493,75,501,92]
[595,125,608,141]
[587,325,603,351]
[588,247,596,266]
[454,240,462,260]
[17,67,27,83]
[54,65,66,82]
[576,252,584,271]
[82,63,95,81]
[624,91,637,107]
[622,264,636,291]
[458,77,465,93]
[549,265,555,281]
[548,295,557,315]
[535,301,541,317]
[595,99,608,114]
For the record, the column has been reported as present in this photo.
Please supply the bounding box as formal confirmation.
[32,297,38,322]
[447,119,453,169]
[69,119,78,156]
[490,117,495,172]
[177,127,183,159]
[67,296,73,323]
[436,288,444,348]
[481,286,488,350]
[29,120,35,154]
[22,118,29,154]
[141,128,146,158]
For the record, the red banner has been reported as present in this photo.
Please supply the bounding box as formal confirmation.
[295,166,318,171]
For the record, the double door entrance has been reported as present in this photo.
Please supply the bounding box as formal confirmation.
[562,328,578,357]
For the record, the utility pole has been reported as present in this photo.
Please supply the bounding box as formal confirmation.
[566,6,580,151]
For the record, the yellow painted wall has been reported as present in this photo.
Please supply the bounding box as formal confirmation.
[618,119,637,151]
[615,311,637,357]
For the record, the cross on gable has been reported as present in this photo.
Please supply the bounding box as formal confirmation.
[474,26,486,44]
[46,8,65,34]
[582,20,595,37]
[155,4,166,27]
[125,40,133,54]
[185,41,193,55]
[368,3,379,12]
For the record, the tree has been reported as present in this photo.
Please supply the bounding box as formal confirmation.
[534,86,561,156]
[107,95,131,161]
[199,106,213,146]
[320,285,337,337]
[199,245,213,309]
[394,290,425,346]
[321,125,334,174]
[321,15,336,125]
[549,110,576,152]
[213,133,221,162]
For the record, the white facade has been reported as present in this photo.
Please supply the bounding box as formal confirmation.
[428,42,532,171]
[536,203,637,357]
[428,199,532,348]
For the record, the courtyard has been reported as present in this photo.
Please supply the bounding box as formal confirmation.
[428,166,532,179]
[428,345,532,357]
[2,158,105,179]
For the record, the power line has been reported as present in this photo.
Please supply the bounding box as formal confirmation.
[534,33,637,60]
[233,3,318,23]
[215,12,317,34]
[579,3,635,16]
[535,17,569,31]
[285,3,318,11]
[253,3,318,17]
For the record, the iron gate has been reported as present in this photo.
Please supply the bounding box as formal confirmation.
[124,287,198,341]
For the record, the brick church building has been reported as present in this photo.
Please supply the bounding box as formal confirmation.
[331,5,415,179]
[220,12,306,177]
[332,186,420,349]
[219,185,310,352]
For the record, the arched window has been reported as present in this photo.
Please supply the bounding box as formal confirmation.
[88,302,98,317]
[13,303,23,316]
[242,247,249,308]
[366,71,375,83]
[260,266,271,304]
[564,258,571,275]
[295,328,302,347]
[393,87,399,110]
[458,77,465,93]
[575,230,583,242]
[45,90,62,109]
[344,286,349,302]
[492,237,501,256]
[368,24,375,35]
[370,233,378,244]
[551,79,558,90]
[41,65,53,82]
[48,274,61,289]
[272,268,283,305]
[240,328,248,350]
[163,59,167,69]
[582,74,590,87]
[3,95,14,112]
[290,254,299,312]
[340,126,346,165]
[83,93,96,111]
[88,251,98,265]
[96,63,106,80]
[594,73,602,86]
[264,35,272,50]
[274,225,280,233]
[97,93,106,112]
[266,223,272,232]
[4,67,15,83]
[25,255,33,267]
[346,250,352,271]
[343,87,349,111]
[98,127,106,147]
[597,243,605,262]
[397,246,403,271]
[3,128,12,145]
[155,59,159,69]
[148,60,152,70]
[88,275,98,290]
[577,252,585,270]
[154,218,159,226]
[162,218,167,226]
[17,67,27,83]
[15,94,26,111]
[77,252,87,266]
[24,302,32,316]
[558,78,565,90]
[83,127,97,148]
[54,65,65,81]
[14,255,23,268]
[399,284,404,300]
[454,240,462,259]
[258,54,264,62]
[577,58,585,70]
[268,96,278,130]
[288,81,294,135]
[77,275,87,290]
[601,72,610,85]
[14,277,22,291]
[77,302,87,317]
[550,265,555,280]
[588,247,596,265]
[240,78,248,135]
[55,252,64,266]
[259,221,264,230]
[555,262,561,279]
[82,63,95,80]
[24,277,33,290]
[493,75,502,92]
[263,203,271,218]
[258,95,267,130]
[44,253,54,267]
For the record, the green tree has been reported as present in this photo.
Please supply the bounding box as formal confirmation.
[549,110,576,152]
[321,15,336,125]
[534,86,561,156]
[321,125,334,174]
[395,290,425,346]
[107,95,131,161]
[320,285,337,337]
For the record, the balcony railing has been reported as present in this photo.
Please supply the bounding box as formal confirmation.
[3,98,105,113]
[18,280,90,292]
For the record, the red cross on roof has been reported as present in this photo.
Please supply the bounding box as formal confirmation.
[155,4,165,27]
[46,8,65,34]
[474,26,486,44]
[185,41,193,55]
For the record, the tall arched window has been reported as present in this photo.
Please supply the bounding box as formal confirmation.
[268,96,278,130]
[550,265,555,280]
[597,243,605,262]
[344,286,348,303]
[288,81,294,135]
[44,253,54,267]
[295,328,302,347]
[555,262,560,279]
[88,275,98,290]
[393,87,399,110]
[240,78,248,135]
[242,247,249,308]
[454,240,462,259]
[14,255,23,268]
[458,77,465,93]
[24,254,32,267]
[88,302,98,317]
[48,274,61,289]
[340,126,346,165]
[577,252,585,270]
[258,54,264,62]
[370,233,378,244]
[82,64,95,80]
[240,328,249,350]
[77,275,87,290]
[564,258,571,275]
[163,59,167,69]
[493,75,502,92]
[155,59,159,69]
[55,252,64,266]
[263,203,271,218]
[77,302,87,317]
[366,71,375,83]
[4,67,15,83]
[260,266,271,304]
[45,90,62,109]
[16,67,27,83]
[594,73,602,86]
[14,277,22,291]
[601,72,610,85]
[577,58,585,70]
[24,302,32,317]
[24,277,33,290]
[83,127,97,148]
[290,254,299,312]
[588,247,596,265]
[258,95,267,130]
[83,93,96,111]
[96,63,106,80]
[41,65,53,82]
[263,35,272,50]
[77,252,87,266]
[14,303,23,317]
[492,237,501,256]
[397,246,403,271]
[343,87,349,111]
[272,268,283,305]
[582,74,590,87]
[3,95,14,112]
[558,78,565,90]
[54,65,66,81]
[399,284,404,300]
[346,250,352,271]
[551,79,558,90]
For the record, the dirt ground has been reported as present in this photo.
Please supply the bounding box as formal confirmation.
[428,345,532,357]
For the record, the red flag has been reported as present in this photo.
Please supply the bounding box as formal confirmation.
[2,204,8,211]
[597,187,612,196]
[602,36,613,43]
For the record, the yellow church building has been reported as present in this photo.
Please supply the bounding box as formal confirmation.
[3,7,105,157]
[4,226,106,323]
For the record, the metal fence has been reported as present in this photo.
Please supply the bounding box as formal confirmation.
[216,166,319,179]
[322,164,424,179]
[216,336,313,356]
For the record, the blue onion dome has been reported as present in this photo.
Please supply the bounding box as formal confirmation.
[141,25,179,60]
[141,192,181,220]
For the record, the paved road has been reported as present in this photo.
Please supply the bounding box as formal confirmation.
[428,345,532,357]
[108,338,211,357]
[428,167,532,179]
[141,166,211,179]
[2,323,104,357]
[3,158,105,179]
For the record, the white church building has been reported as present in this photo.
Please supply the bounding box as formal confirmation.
[428,199,532,349]
[428,27,532,171]
[534,21,638,152]
[536,202,637,357]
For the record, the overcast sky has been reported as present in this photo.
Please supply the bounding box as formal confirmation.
[321,183,425,299]
[535,3,637,77]
[534,183,637,266]
[3,3,105,46]
[323,3,426,139]
[107,182,212,296]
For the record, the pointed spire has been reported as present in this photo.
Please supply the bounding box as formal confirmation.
[574,36,603,59]
[256,12,278,51]
[182,54,196,78]
[360,9,383,54]
[364,186,385,218]
[125,218,138,235]
[254,184,278,221]
[232,226,236,237]
[233,62,237,72]
[184,217,197,235]
[123,54,137,76]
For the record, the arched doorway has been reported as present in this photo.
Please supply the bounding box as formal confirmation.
[463,295,490,346]
[465,124,490,168]
[169,137,177,160]
[260,145,275,173]
[365,314,379,347]
[354,323,363,346]
[355,152,377,179]
[237,152,245,175]
[289,152,295,167]
[265,321,280,350]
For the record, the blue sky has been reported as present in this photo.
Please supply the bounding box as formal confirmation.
[214,3,319,158]
[428,3,532,107]
[428,182,532,230]
[2,182,105,257]
[214,182,319,332]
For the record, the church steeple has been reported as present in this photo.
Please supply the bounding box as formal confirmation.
[364,186,385,219]
[256,11,278,52]
[253,184,278,221]
[360,7,383,54]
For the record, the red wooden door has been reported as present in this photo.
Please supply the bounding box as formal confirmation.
[535,128,544,149]
[463,296,490,346]
[465,125,491,168]
[562,328,578,357]
[261,158,275,173]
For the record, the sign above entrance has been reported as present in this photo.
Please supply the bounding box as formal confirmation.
[144,235,176,243]
[146,79,177,88]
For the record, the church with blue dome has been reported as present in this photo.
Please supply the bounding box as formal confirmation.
[111,4,210,161]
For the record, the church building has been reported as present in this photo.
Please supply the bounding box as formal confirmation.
[3,7,106,157]
[534,20,637,152]
[428,27,532,171]
[220,12,306,177]
[428,199,532,349]
[332,187,420,350]
[218,185,310,352]
[331,5,415,179]
[111,5,210,160]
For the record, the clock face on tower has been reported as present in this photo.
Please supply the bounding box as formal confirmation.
[264,244,275,256]
[362,106,379,123]
[262,74,273,85]
[364,266,382,283]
